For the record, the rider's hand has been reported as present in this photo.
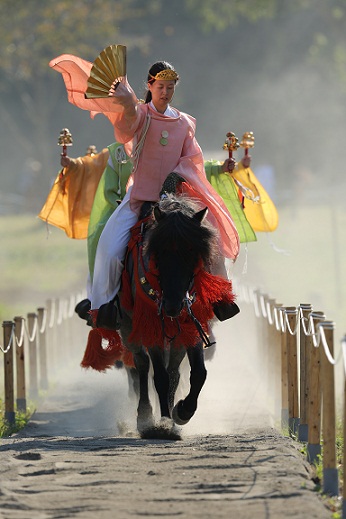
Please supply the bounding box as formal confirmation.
[241,155,251,168]
[108,81,137,117]
[221,158,236,173]
[60,155,71,168]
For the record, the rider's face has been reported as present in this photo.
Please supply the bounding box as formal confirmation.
[148,80,175,113]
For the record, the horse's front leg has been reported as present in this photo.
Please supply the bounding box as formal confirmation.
[167,347,186,413]
[172,341,207,425]
[133,346,155,433]
[148,346,170,419]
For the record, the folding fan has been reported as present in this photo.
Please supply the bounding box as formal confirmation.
[85,44,127,99]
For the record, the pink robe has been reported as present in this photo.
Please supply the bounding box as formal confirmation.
[49,54,239,260]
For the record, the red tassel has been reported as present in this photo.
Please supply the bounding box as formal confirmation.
[81,327,124,372]
[194,270,235,305]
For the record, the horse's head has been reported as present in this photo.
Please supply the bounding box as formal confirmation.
[146,195,218,318]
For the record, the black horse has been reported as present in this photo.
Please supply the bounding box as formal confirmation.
[117,189,235,438]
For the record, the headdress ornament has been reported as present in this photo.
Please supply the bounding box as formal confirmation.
[149,69,179,82]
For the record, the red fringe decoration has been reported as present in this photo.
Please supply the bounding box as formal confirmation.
[120,265,236,349]
[80,310,134,371]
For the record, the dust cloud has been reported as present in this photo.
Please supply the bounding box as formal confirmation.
[34,307,275,439]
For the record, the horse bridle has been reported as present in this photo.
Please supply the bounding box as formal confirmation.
[134,223,215,348]
[157,280,215,349]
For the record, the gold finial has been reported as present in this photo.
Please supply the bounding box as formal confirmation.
[58,128,73,157]
[223,132,239,154]
[240,131,255,150]
[57,128,73,147]
[86,145,97,156]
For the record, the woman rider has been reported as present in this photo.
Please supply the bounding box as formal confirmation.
[49,56,240,328]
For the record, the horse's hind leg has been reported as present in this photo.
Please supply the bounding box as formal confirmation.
[172,342,207,425]
[133,346,155,433]
[126,367,139,402]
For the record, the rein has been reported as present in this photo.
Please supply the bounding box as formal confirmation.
[183,292,216,348]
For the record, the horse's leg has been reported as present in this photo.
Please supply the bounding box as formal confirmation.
[172,341,207,425]
[148,346,170,419]
[133,346,155,433]
[126,366,139,402]
[167,347,186,413]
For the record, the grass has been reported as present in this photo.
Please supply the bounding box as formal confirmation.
[0,213,88,320]
[294,419,344,517]
[0,399,32,437]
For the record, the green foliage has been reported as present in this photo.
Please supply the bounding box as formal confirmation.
[0,399,32,437]
[0,0,151,86]
[185,0,277,31]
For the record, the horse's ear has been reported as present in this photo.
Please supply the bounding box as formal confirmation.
[194,207,208,223]
[154,206,165,222]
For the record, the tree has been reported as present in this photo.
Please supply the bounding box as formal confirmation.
[0,0,155,206]
[1,0,346,208]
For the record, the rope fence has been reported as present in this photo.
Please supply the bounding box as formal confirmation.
[0,292,87,426]
[234,279,345,513]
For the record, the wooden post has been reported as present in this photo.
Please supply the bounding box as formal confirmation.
[286,307,299,436]
[3,321,15,424]
[280,307,289,429]
[273,303,283,422]
[307,311,324,464]
[298,304,312,442]
[37,307,48,390]
[319,321,338,496]
[27,312,39,400]
[48,298,59,374]
[14,316,26,413]
[266,298,281,419]
[261,294,271,408]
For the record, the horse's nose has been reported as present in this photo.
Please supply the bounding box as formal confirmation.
[163,299,183,318]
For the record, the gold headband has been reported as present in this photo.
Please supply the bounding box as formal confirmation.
[149,69,179,81]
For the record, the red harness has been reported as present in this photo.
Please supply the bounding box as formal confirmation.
[120,218,236,349]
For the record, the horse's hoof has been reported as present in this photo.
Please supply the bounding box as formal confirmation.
[137,406,155,436]
[140,418,182,440]
[172,400,194,425]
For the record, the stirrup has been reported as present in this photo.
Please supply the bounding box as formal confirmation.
[75,298,91,320]
[96,296,122,330]
[213,301,240,321]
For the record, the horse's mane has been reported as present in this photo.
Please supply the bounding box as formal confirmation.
[145,194,219,268]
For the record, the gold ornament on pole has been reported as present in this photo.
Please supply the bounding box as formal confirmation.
[223,132,239,158]
[240,131,255,157]
[58,128,73,157]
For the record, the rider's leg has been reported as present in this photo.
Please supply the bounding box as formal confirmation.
[91,188,138,328]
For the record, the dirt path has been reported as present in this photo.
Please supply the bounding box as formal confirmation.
[0,315,332,518]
